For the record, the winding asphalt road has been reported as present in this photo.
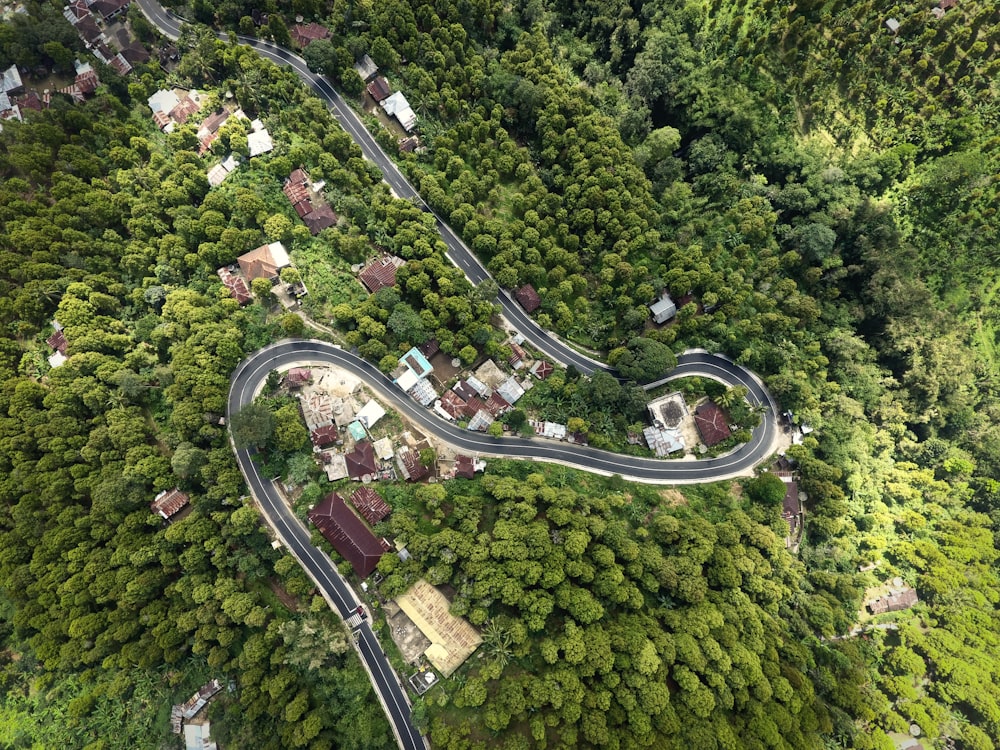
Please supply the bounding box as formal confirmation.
[139,3,782,746]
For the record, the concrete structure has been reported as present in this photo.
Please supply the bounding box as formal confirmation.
[356,399,386,430]
[395,580,482,677]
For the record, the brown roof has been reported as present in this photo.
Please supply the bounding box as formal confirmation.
[291,23,331,48]
[122,42,151,65]
[781,481,800,518]
[108,54,132,77]
[238,244,285,281]
[439,390,467,419]
[419,338,440,358]
[169,96,200,124]
[464,395,486,418]
[346,439,378,480]
[308,492,384,577]
[283,171,311,204]
[47,330,68,354]
[303,204,338,234]
[151,488,190,520]
[292,199,312,218]
[484,392,511,417]
[868,588,919,615]
[199,109,230,135]
[349,486,392,526]
[452,381,478,402]
[359,257,398,293]
[311,424,339,448]
[694,402,731,447]
[91,0,130,20]
[76,16,103,44]
[366,76,391,102]
[66,0,90,21]
[530,360,554,380]
[515,284,540,312]
[508,342,526,365]
[399,447,429,482]
[16,90,45,112]
[76,70,100,95]
[454,455,475,479]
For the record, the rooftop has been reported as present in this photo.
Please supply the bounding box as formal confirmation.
[694,402,731,447]
[515,284,541,312]
[395,580,482,676]
[308,492,385,577]
[349,486,392,525]
[345,439,378,480]
[151,488,190,520]
[359,255,402,294]
[238,242,290,281]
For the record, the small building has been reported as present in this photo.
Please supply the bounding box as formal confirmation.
[453,455,485,479]
[381,91,417,132]
[373,436,394,460]
[347,420,368,442]
[530,360,554,380]
[398,346,434,381]
[508,342,527,369]
[90,0,131,22]
[300,391,334,429]
[183,721,217,750]
[1,64,23,95]
[346,440,378,481]
[885,17,900,33]
[284,368,312,388]
[463,395,486,418]
[531,420,567,440]
[467,409,494,432]
[643,425,684,456]
[290,22,330,48]
[484,391,511,417]
[465,375,489,398]
[868,588,919,615]
[366,75,391,102]
[650,292,676,324]
[452,381,479,403]
[396,445,429,481]
[514,284,540,313]
[438,390,467,420]
[238,242,290,282]
[694,402,731,447]
[474,359,506,389]
[151,488,190,520]
[356,399,386,430]
[322,451,349,481]
[496,376,525,405]
[179,679,223,720]
[308,492,386,577]
[207,153,240,187]
[395,580,482,677]
[646,391,687,429]
[781,479,803,543]
[311,424,340,449]
[350,486,392,525]
[359,255,404,294]
[302,204,337,234]
[247,127,273,157]
[354,54,378,82]
[408,378,437,407]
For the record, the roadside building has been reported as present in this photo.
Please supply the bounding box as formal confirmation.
[308,492,387,577]
[514,284,540,313]
[350,486,392,525]
[694,402,731,447]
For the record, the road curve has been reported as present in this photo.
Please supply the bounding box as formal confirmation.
[232,339,778,485]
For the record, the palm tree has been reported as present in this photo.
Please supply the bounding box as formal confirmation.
[482,620,513,669]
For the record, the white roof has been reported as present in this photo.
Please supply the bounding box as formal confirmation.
[354,54,378,80]
[220,153,240,172]
[48,351,67,368]
[465,375,489,398]
[148,89,180,114]
[357,399,386,429]
[382,91,417,131]
[250,117,265,132]
[247,128,273,157]
[266,241,290,267]
[74,60,93,76]
[373,437,394,460]
[206,164,230,187]
[408,378,437,406]
[395,368,419,392]
[496,377,525,404]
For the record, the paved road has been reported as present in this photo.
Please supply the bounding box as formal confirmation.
[233,340,778,484]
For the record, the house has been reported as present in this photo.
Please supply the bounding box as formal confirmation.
[530,360,554,380]
[782,479,802,541]
[885,17,900,33]
[282,167,338,234]
[396,445,429,481]
[496,376,525,405]
[179,679,223,720]
[643,425,684,456]
[183,722,218,750]
[465,375,489,398]
[531,420,567,440]
[322,451,349,481]
[91,0,131,22]
[247,125,273,157]
[359,255,404,293]
[407,378,437,407]
[514,284,540,313]
[354,54,378,82]
[237,242,290,282]
[300,392,334,429]
[283,367,312,388]
[121,41,151,65]
[75,16,105,47]
[366,75,391,102]
[207,153,240,187]
[151,488,190,520]
[356,399,386,430]
[347,420,368,442]
[380,91,417,131]
[46,324,69,356]
[291,22,331,48]
[373,436,394,460]
[474,359,506,389]
[438,390,467,420]
[63,0,91,24]
[396,580,483,676]
[302,204,337,234]
[694,402,731,447]
[350,486,392,525]
[650,292,676,324]
[216,266,252,304]
[397,346,434,381]
[467,409,494,432]
[345,440,378,481]
[647,391,687,429]
[508,342,527,369]
[311,424,339,449]
[484,391,511,417]
[453,455,485,479]
[868,588,919,615]
[399,135,419,153]
[308,493,386,577]
[1,65,22,96]
[148,88,180,119]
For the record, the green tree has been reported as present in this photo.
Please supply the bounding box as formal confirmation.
[231,402,276,449]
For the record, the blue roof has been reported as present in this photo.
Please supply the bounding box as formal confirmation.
[348,420,368,441]
[401,346,433,378]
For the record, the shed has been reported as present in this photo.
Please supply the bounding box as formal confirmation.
[354,54,378,82]
[515,284,540,312]
[151,488,190,520]
[650,293,676,324]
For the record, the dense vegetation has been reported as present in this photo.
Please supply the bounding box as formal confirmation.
[2,0,1000,747]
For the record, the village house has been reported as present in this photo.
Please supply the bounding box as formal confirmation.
[217,266,252,304]
[694,402,732,447]
[349,486,392,526]
[308,492,389,577]
[290,22,330,48]
[237,241,291,282]
[868,587,919,615]
[380,90,417,132]
[151,487,190,521]
[354,54,378,82]
[345,439,379,481]
[395,580,482,677]
[514,283,541,313]
[649,292,677,324]
[282,166,338,234]
[366,75,391,103]
[359,255,404,294]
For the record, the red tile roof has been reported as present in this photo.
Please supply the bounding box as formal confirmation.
[308,492,384,577]
[694,402,732,447]
[464,395,486,418]
[349,486,392,525]
[303,204,337,234]
[398,447,429,482]
[359,256,399,293]
[366,76,391,102]
[311,424,339,448]
[199,109,230,135]
[484,392,511,417]
[782,481,800,518]
[508,342,526,365]
[530,360,553,380]
[285,368,312,387]
[151,488,190,520]
[515,284,540,312]
[169,96,199,124]
[76,70,100,95]
[346,439,378,480]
